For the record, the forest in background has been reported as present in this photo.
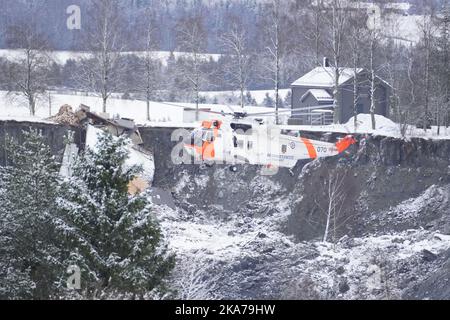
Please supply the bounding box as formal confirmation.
[0,0,449,127]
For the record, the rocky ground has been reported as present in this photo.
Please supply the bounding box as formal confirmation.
[2,122,448,300]
[138,128,450,300]
[156,200,450,300]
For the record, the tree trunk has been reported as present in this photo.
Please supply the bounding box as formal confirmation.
[370,37,376,130]
[333,67,340,124]
[353,64,358,132]
[424,44,430,133]
[274,14,280,125]
[103,96,107,114]
[240,82,245,109]
[195,86,199,122]
[48,91,52,117]
[437,103,441,135]
[29,95,36,116]
[323,196,332,243]
[275,83,279,125]
[146,98,150,122]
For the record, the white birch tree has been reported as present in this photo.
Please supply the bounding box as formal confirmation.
[176,16,208,121]
[321,0,350,124]
[6,25,51,116]
[220,22,252,109]
[417,11,438,132]
[75,0,125,114]
[314,171,348,243]
[263,0,284,125]
[348,7,367,132]
[136,8,160,121]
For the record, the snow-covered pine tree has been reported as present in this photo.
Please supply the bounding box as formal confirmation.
[263,92,274,107]
[0,129,64,299]
[284,91,292,109]
[58,131,175,299]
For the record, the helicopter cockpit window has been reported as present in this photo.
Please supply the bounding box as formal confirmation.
[202,130,214,142]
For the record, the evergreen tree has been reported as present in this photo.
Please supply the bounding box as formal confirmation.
[0,129,64,299]
[263,92,274,107]
[58,131,175,299]
[284,91,292,109]
[244,91,257,106]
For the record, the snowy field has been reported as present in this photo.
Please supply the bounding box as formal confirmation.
[0,49,221,66]
[0,90,281,126]
[1,90,449,140]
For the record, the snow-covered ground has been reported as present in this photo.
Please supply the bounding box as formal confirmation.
[283,114,450,140]
[2,91,450,140]
[0,90,282,126]
[0,49,221,66]
[0,90,184,124]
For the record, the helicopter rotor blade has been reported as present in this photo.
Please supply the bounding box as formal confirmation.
[224,104,236,114]
[157,101,236,116]
[244,105,335,117]
[157,101,336,121]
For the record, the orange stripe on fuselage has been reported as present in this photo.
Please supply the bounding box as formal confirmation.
[301,138,318,159]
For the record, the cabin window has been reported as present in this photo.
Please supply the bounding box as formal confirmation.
[282,145,287,153]
[238,140,244,148]
[247,141,253,150]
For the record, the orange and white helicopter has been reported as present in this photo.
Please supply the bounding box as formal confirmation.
[183,108,356,171]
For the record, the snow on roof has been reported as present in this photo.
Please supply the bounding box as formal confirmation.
[292,67,364,87]
[0,115,57,124]
[283,113,450,140]
[301,89,333,102]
